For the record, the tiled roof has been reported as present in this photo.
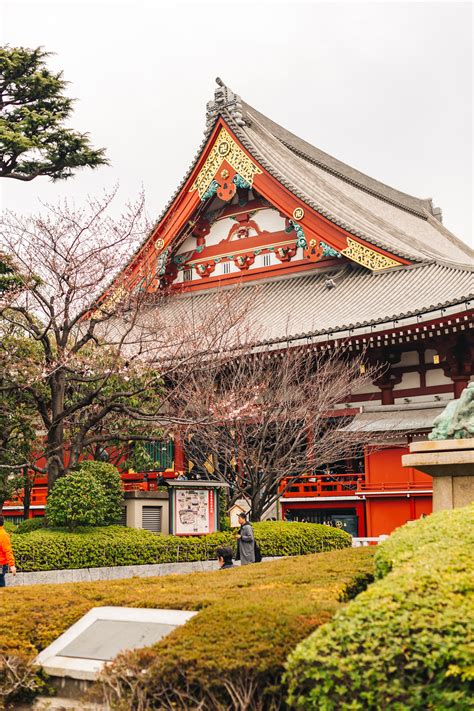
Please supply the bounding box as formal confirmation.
[147,262,473,346]
[223,109,471,266]
[112,79,472,298]
[342,404,446,433]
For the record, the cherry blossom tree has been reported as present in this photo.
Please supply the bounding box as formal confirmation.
[0,190,247,489]
[173,345,382,521]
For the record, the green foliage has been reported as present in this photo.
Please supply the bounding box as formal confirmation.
[0,46,107,181]
[124,441,160,473]
[14,517,45,534]
[285,505,474,710]
[0,253,22,293]
[11,521,351,572]
[374,503,474,578]
[0,547,374,710]
[45,471,108,530]
[218,487,231,531]
[3,520,16,533]
[76,460,124,525]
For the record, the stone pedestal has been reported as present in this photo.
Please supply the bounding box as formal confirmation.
[402,439,474,511]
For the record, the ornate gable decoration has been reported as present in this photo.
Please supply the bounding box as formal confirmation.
[190,127,262,199]
[341,237,402,271]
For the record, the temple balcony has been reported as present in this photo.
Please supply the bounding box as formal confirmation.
[279,473,365,498]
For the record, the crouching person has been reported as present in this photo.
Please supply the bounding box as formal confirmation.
[0,515,17,587]
[216,546,234,570]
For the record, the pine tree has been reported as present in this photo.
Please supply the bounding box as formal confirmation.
[0,46,107,181]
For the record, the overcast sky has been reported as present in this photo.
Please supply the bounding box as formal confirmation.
[2,0,472,246]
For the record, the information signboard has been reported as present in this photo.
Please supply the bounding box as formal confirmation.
[174,488,215,535]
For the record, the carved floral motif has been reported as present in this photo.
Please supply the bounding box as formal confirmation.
[190,127,262,199]
[341,237,401,270]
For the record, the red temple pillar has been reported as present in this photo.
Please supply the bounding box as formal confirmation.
[174,432,185,473]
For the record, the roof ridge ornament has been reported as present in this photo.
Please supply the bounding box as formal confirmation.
[205,77,247,131]
[190,127,262,199]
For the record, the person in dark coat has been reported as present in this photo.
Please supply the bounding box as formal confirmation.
[236,512,255,565]
[216,546,234,570]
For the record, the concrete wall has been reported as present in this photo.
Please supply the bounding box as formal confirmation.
[124,491,169,534]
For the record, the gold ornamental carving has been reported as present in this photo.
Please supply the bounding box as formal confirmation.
[190,127,262,199]
[292,207,304,220]
[341,237,402,271]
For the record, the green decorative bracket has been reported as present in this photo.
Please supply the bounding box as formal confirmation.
[287,220,307,249]
[233,174,250,189]
[157,248,170,276]
[321,241,341,258]
[201,180,219,201]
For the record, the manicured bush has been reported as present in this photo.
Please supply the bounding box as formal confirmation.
[0,547,374,709]
[285,505,474,710]
[76,460,124,525]
[45,471,108,530]
[374,503,474,578]
[3,520,16,534]
[14,517,45,535]
[11,521,351,572]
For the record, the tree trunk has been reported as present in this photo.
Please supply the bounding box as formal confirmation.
[22,467,31,520]
[47,370,66,490]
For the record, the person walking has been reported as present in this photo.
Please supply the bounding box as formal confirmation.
[236,512,256,565]
[0,515,16,587]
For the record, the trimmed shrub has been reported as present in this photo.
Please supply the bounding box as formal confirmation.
[98,549,374,711]
[76,461,124,525]
[14,517,45,535]
[45,471,108,530]
[11,521,351,572]
[285,505,474,710]
[374,503,474,578]
[0,547,374,708]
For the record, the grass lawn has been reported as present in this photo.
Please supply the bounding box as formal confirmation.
[1,548,374,709]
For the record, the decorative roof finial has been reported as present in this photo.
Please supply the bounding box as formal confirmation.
[205,78,247,131]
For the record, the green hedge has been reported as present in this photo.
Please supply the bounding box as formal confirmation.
[14,517,45,535]
[11,521,351,572]
[98,548,374,710]
[374,503,474,578]
[285,505,474,710]
[0,548,374,709]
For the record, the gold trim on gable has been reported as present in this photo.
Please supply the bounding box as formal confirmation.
[190,127,262,198]
[341,237,402,271]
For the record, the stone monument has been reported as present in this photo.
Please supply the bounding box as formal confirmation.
[402,383,474,511]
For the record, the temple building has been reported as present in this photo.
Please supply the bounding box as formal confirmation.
[4,79,473,536]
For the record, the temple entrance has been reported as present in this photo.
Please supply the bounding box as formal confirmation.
[286,507,359,537]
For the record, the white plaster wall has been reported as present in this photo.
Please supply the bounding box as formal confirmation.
[393,371,420,391]
[352,382,380,395]
[213,260,239,276]
[205,218,234,245]
[250,208,285,232]
[398,351,419,366]
[176,235,196,254]
[254,252,277,268]
[426,368,452,386]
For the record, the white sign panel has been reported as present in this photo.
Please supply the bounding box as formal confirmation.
[175,488,212,535]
